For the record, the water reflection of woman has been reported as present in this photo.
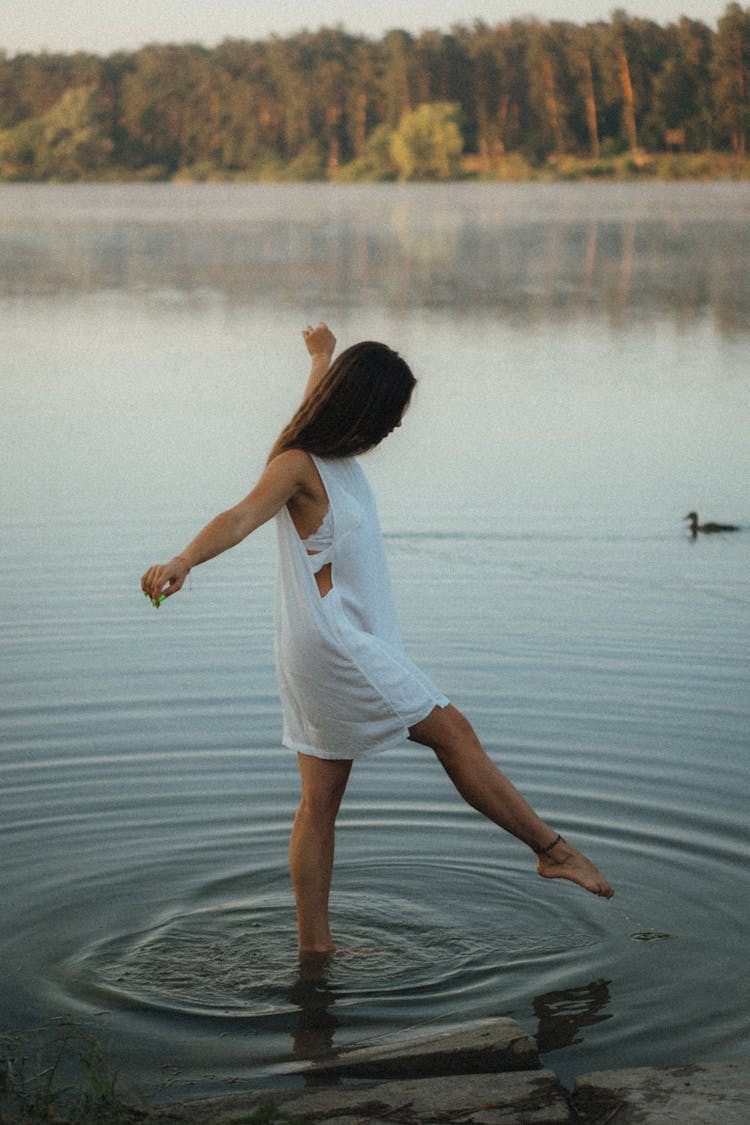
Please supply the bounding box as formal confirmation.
[141,323,614,956]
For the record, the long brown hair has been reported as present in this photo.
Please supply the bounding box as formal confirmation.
[269,341,416,461]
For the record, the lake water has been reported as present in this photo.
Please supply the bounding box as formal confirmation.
[1,182,749,1105]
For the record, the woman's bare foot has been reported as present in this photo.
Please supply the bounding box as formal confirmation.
[536,836,614,899]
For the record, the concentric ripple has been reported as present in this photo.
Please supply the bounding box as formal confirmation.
[70,855,609,1023]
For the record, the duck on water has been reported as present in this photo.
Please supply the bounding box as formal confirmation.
[684,511,740,536]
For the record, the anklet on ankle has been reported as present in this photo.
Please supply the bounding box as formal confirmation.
[535,833,563,856]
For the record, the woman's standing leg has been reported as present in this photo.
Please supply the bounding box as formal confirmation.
[290,753,353,954]
[409,705,613,899]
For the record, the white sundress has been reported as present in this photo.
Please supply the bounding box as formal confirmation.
[274,454,449,760]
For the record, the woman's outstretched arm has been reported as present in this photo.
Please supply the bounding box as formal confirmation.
[141,449,313,606]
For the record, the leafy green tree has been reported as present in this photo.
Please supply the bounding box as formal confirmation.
[413,30,472,112]
[653,18,713,150]
[345,41,383,158]
[390,101,463,179]
[266,35,312,159]
[454,22,500,167]
[713,2,750,155]
[490,21,531,155]
[382,30,416,127]
[563,23,601,157]
[284,138,327,180]
[526,22,568,156]
[623,17,673,151]
[308,29,354,170]
[335,123,396,180]
[608,11,640,152]
[119,47,188,172]
[0,84,111,179]
[45,85,113,177]
[119,44,229,173]
[0,117,39,178]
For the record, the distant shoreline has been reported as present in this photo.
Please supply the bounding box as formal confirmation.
[3,152,749,185]
[4,15,749,185]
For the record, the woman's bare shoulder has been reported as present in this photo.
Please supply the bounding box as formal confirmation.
[269,448,324,499]
[269,446,315,473]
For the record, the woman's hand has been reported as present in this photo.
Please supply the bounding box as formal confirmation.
[141,556,191,607]
[302,323,336,399]
[302,323,336,363]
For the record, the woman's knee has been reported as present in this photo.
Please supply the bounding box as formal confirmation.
[297,754,352,818]
[409,703,479,755]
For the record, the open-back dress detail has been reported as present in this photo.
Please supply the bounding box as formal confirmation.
[274,454,449,760]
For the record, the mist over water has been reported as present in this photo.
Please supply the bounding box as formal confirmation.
[2,182,749,1100]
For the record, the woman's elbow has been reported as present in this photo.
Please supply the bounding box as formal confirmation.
[224,496,274,545]
[224,506,255,547]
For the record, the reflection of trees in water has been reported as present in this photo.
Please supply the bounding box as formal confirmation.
[3,189,748,336]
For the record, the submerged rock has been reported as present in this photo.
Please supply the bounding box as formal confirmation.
[153,1019,750,1124]
[307,1016,539,1080]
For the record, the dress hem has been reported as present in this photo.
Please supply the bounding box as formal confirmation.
[282,696,449,761]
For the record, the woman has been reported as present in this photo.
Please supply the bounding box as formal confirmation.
[142,323,614,955]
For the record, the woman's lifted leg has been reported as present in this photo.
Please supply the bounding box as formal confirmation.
[409,705,613,899]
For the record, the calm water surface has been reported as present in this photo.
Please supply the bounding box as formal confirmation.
[1,183,749,1102]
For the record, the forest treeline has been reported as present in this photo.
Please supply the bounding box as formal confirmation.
[1,5,749,182]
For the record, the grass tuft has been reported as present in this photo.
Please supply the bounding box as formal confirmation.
[0,1021,147,1124]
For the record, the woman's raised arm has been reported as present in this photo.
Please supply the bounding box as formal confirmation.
[141,449,313,606]
[302,323,336,399]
